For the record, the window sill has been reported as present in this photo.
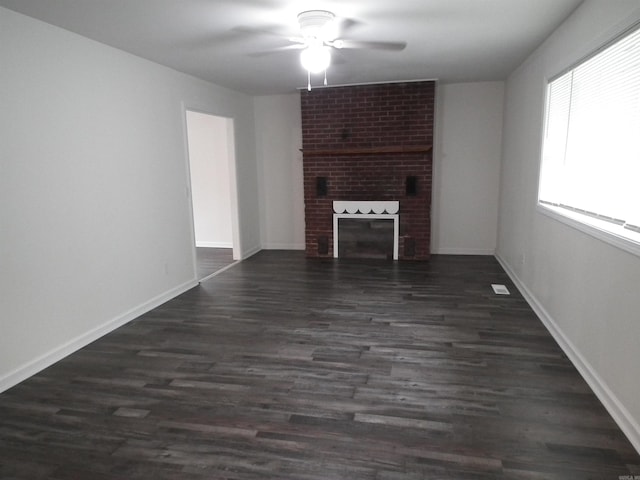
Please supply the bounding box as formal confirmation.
[537,203,640,258]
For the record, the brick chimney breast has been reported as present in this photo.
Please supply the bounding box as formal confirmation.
[301,81,435,260]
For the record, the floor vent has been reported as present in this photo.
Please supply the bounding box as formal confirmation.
[491,284,510,295]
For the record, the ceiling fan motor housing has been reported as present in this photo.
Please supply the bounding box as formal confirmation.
[297,10,336,41]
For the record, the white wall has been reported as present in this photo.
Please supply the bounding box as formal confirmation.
[254,94,305,250]
[432,81,504,255]
[186,111,233,248]
[0,7,260,391]
[497,0,640,452]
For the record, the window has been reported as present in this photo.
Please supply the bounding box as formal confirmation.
[538,23,640,254]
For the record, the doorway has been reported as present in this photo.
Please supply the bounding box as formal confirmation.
[185,110,240,280]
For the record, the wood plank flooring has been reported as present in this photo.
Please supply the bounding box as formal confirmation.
[196,247,235,280]
[1,251,639,479]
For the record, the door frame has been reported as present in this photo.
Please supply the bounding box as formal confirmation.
[182,105,241,280]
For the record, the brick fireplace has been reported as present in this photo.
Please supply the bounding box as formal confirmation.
[301,81,435,260]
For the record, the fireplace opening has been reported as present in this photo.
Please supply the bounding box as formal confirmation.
[337,218,395,259]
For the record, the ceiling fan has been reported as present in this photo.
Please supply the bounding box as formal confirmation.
[247,10,407,90]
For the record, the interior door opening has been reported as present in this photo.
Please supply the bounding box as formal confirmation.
[185,110,240,280]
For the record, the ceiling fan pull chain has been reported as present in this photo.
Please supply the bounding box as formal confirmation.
[324,69,327,86]
[307,70,311,91]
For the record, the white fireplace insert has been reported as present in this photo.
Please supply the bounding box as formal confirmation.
[333,201,399,260]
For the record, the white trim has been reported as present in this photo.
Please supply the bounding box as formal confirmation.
[240,245,262,260]
[431,248,496,256]
[333,200,399,215]
[495,253,640,454]
[537,204,640,259]
[196,241,233,248]
[0,279,198,394]
[226,117,241,261]
[180,102,200,288]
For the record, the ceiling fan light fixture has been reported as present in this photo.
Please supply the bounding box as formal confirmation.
[300,45,331,74]
[296,10,337,89]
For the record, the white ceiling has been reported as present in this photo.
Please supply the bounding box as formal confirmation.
[0,0,583,95]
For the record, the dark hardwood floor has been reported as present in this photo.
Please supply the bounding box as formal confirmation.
[196,247,235,280]
[1,251,638,479]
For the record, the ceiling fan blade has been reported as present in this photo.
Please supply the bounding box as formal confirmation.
[286,36,307,45]
[338,39,407,51]
[248,43,305,57]
[336,17,361,36]
[231,25,292,39]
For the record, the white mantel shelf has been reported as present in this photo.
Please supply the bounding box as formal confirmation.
[333,201,399,215]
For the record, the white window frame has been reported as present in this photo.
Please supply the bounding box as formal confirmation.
[537,21,640,259]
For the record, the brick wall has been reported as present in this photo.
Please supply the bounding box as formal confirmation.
[301,81,435,260]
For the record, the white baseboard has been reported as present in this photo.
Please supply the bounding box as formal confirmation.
[199,260,240,282]
[431,247,496,255]
[241,245,262,260]
[495,254,640,454]
[196,241,233,248]
[0,278,198,394]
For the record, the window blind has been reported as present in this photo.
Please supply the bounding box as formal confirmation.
[539,24,640,234]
